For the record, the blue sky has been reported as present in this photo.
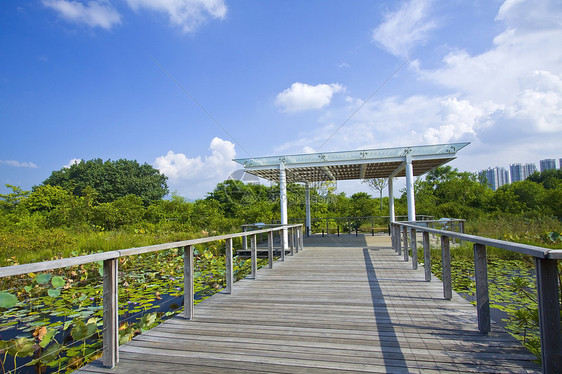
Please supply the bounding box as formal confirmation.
[1,0,561,199]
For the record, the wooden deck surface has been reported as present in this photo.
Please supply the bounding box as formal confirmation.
[78,234,540,373]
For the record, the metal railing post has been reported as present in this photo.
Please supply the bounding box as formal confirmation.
[225,239,233,294]
[299,226,304,251]
[102,258,118,368]
[183,245,194,319]
[535,257,562,373]
[423,231,431,282]
[441,236,452,300]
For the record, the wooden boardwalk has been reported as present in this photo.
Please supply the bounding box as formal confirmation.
[79,234,540,373]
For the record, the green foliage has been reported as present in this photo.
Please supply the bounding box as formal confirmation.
[41,158,168,204]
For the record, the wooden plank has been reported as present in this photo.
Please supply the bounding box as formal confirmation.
[102,258,118,368]
[183,245,194,320]
[535,257,562,373]
[474,243,490,333]
[77,235,540,374]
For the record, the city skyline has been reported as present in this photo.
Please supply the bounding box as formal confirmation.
[481,157,559,189]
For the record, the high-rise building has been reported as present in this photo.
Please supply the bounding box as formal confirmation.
[524,163,537,178]
[559,158,562,169]
[480,167,509,190]
[510,164,524,183]
[510,163,537,182]
[540,159,556,172]
[498,167,509,187]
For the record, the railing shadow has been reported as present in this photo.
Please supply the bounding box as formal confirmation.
[363,247,410,373]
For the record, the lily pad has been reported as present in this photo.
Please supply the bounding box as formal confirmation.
[51,276,65,288]
[0,292,18,308]
[35,273,53,285]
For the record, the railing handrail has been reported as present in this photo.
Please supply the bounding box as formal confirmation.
[278,214,435,221]
[0,224,302,278]
[0,224,304,369]
[391,220,561,373]
[398,221,552,259]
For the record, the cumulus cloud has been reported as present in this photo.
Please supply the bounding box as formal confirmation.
[153,137,237,198]
[126,0,227,33]
[275,82,344,113]
[64,158,82,168]
[42,0,121,29]
[372,0,436,58]
[0,160,38,168]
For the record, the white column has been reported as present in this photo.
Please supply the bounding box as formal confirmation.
[279,161,289,249]
[305,182,311,236]
[388,177,395,222]
[405,154,416,221]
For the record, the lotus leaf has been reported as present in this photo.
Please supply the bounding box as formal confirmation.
[51,276,65,288]
[47,288,61,298]
[0,292,18,308]
[8,337,35,357]
[35,273,52,285]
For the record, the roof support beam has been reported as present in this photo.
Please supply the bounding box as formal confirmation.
[389,177,395,222]
[322,166,335,181]
[359,164,366,179]
[389,162,406,178]
[279,162,288,249]
[405,155,416,222]
[305,183,311,237]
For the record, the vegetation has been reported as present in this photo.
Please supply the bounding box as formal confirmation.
[1,161,562,371]
[41,159,169,204]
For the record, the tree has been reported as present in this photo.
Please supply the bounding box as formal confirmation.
[362,178,388,211]
[41,159,168,204]
[528,169,562,190]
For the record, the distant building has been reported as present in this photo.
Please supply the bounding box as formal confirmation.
[524,163,537,177]
[510,164,524,183]
[480,167,509,190]
[540,159,556,172]
[510,163,537,183]
[560,158,562,169]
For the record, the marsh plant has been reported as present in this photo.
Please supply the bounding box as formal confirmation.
[0,245,265,373]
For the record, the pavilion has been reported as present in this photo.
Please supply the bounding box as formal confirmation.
[234,142,469,242]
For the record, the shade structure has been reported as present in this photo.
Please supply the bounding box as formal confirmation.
[234,143,470,183]
[233,142,470,243]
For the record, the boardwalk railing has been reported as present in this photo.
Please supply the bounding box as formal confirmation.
[391,221,562,373]
[0,224,304,369]
[277,215,434,236]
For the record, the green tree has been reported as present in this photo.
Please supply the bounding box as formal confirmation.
[528,169,562,190]
[41,159,168,204]
[91,195,145,230]
[362,178,388,211]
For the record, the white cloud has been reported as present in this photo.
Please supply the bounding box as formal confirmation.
[275,82,344,113]
[153,137,237,199]
[372,0,436,58]
[42,0,121,29]
[64,158,82,168]
[0,160,38,168]
[126,0,227,33]
[422,98,492,144]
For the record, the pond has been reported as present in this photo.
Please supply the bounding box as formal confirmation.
[0,247,269,374]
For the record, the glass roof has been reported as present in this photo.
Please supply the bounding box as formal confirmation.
[234,142,469,168]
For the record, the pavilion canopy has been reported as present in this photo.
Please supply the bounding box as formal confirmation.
[234,142,470,183]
